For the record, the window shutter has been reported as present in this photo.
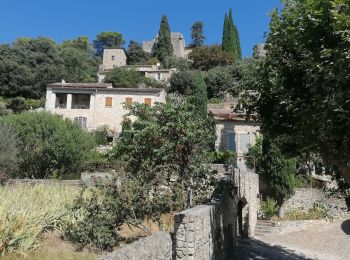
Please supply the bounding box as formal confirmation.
[125,97,133,106]
[105,97,112,107]
[144,98,152,106]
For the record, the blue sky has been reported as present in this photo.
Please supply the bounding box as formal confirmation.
[0,0,282,57]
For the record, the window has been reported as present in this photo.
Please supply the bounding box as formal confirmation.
[72,94,91,109]
[105,97,112,107]
[144,98,152,106]
[111,55,115,61]
[157,73,161,80]
[228,133,237,152]
[125,97,133,106]
[239,134,251,153]
[55,94,67,109]
[74,117,87,129]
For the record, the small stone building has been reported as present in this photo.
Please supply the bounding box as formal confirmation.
[45,82,166,133]
[98,49,175,83]
[209,101,260,170]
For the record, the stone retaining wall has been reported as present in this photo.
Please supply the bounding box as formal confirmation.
[172,188,237,260]
[99,232,172,260]
[7,179,82,187]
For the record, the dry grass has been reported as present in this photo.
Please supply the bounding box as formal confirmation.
[0,184,79,257]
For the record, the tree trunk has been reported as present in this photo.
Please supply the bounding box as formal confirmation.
[338,164,350,186]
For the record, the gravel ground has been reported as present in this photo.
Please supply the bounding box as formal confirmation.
[254,218,350,260]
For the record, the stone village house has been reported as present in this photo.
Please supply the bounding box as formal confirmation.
[45,82,166,133]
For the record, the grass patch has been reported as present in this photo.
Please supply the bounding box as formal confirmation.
[0,184,79,257]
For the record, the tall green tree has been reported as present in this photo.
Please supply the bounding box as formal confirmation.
[93,32,125,57]
[188,45,234,71]
[190,21,205,47]
[126,40,150,65]
[253,0,350,184]
[222,9,242,59]
[155,15,173,62]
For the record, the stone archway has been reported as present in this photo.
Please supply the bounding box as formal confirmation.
[237,197,249,238]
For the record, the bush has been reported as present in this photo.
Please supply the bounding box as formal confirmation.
[62,184,128,251]
[0,123,18,177]
[0,112,95,179]
[210,150,235,164]
[0,184,78,256]
[260,197,278,219]
[93,125,109,145]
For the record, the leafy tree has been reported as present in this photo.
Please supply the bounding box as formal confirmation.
[188,45,234,71]
[109,96,215,207]
[190,21,205,47]
[0,37,99,99]
[155,15,173,62]
[104,68,162,88]
[253,0,350,184]
[61,36,90,52]
[93,32,125,57]
[168,71,208,117]
[222,9,242,59]
[162,57,191,71]
[126,40,150,65]
[0,112,95,179]
[247,136,298,204]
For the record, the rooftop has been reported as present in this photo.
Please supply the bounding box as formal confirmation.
[48,82,113,89]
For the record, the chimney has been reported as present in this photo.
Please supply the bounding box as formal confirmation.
[61,79,66,84]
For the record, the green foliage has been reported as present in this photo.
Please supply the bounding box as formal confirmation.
[260,197,278,219]
[93,125,110,145]
[286,203,330,220]
[222,9,242,59]
[256,137,298,204]
[93,32,125,57]
[0,184,78,256]
[62,185,128,251]
[155,15,173,62]
[163,57,191,71]
[0,101,12,116]
[109,96,216,208]
[0,123,18,177]
[204,59,259,99]
[126,40,150,65]
[0,37,99,99]
[190,21,205,47]
[61,36,90,52]
[168,71,208,117]
[210,150,235,164]
[0,112,95,179]
[245,135,263,172]
[6,97,29,113]
[104,68,163,88]
[254,0,350,184]
[188,45,234,71]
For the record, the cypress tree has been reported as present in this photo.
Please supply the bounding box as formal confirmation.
[155,15,173,63]
[222,9,242,59]
[222,14,230,52]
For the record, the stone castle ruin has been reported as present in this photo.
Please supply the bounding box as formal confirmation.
[142,32,193,59]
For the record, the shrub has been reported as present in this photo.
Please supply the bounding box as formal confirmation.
[93,125,109,145]
[0,112,95,179]
[260,197,278,219]
[0,123,18,177]
[210,150,235,164]
[62,185,128,251]
[0,184,78,256]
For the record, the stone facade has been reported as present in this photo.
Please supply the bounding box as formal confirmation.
[142,32,192,59]
[102,48,127,70]
[99,232,172,260]
[45,82,166,133]
[209,103,260,171]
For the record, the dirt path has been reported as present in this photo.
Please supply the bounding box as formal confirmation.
[234,218,350,260]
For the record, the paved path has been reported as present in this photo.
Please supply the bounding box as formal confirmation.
[233,218,350,260]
